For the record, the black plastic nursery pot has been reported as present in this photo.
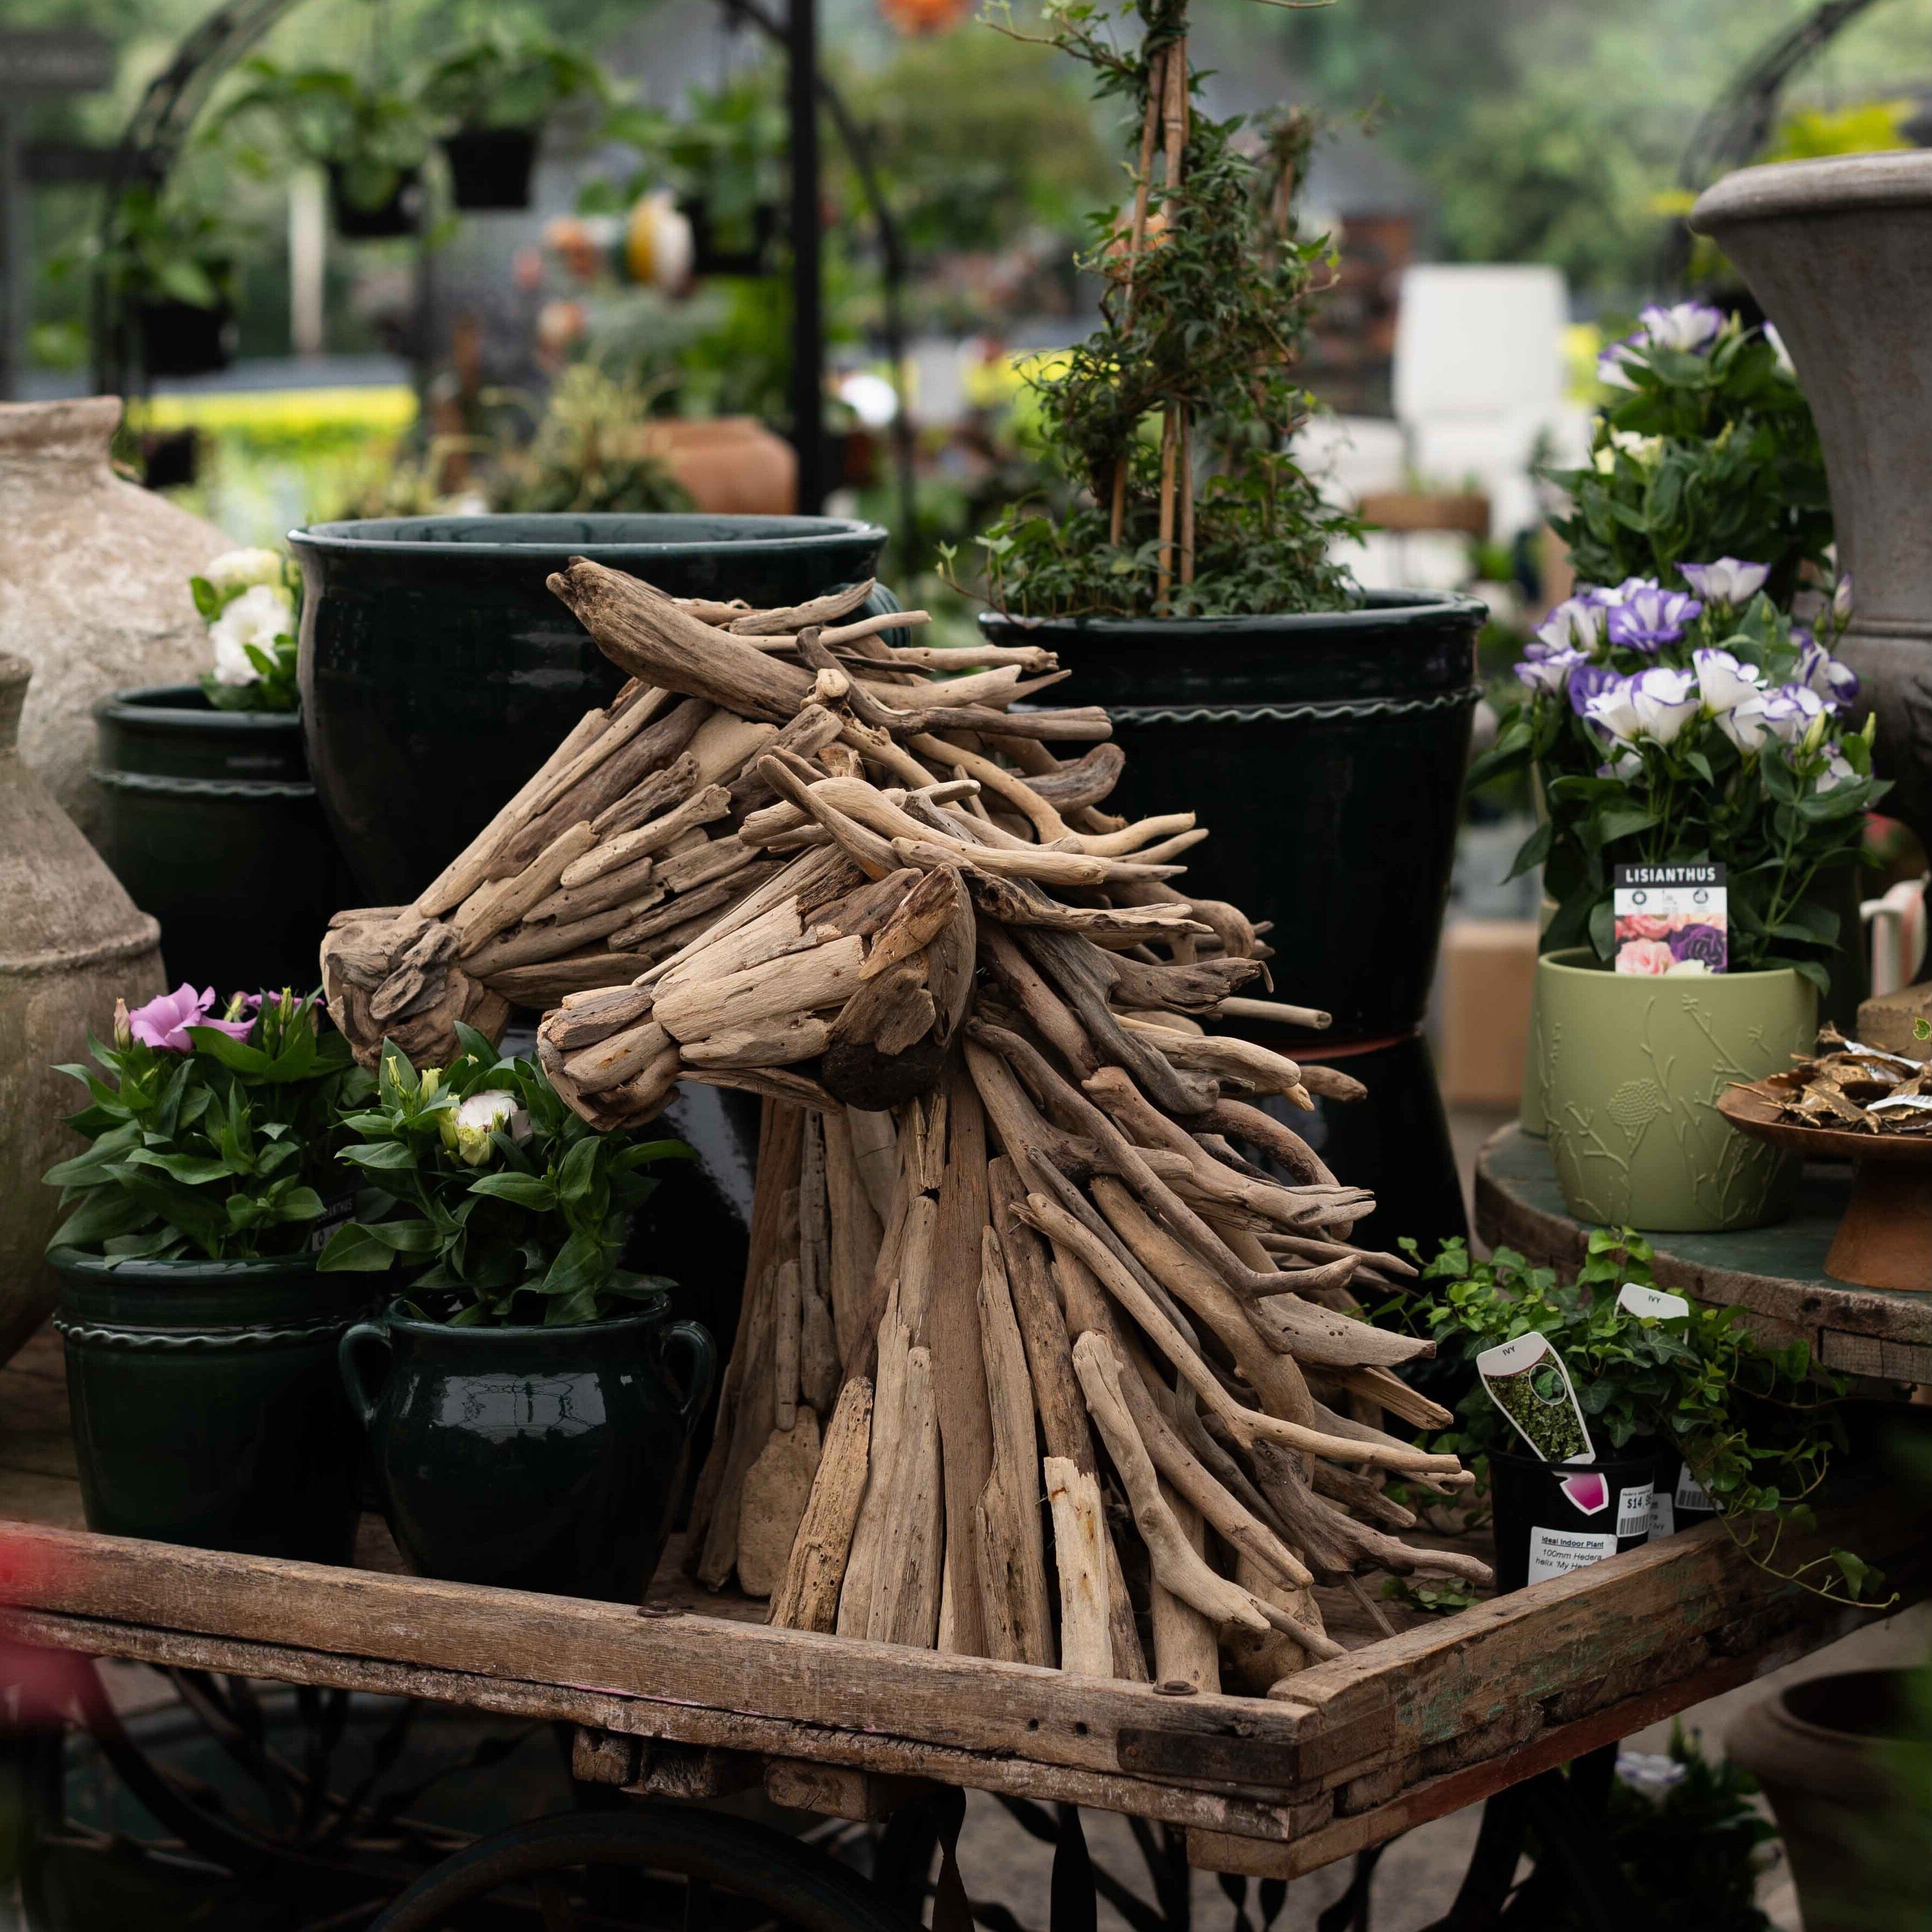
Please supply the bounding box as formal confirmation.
[1650,1445,1720,1536]
[137,300,233,379]
[1489,1445,1658,1593]
[52,1249,372,1564]
[443,126,538,210]
[340,1303,716,1603]
[92,685,355,996]
[328,163,420,239]
[981,593,1485,1251]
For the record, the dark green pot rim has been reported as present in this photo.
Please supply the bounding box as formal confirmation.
[49,1247,321,1285]
[977,589,1489,638]
[95,684,302,734]
[289,513,889,563]
[371,1302,673,1345]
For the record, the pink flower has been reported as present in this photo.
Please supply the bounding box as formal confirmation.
[1622,914,1675,941]
[1616,939,1675,977]
[125,984,253,1050]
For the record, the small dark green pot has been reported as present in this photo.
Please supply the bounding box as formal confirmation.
[290,513,890,903]
[51,1249,373,1563]
[92,686,354,996]
[340,1304,716,1602]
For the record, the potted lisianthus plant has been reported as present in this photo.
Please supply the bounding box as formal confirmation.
[42,986,374,1561]
[1477,559,1882,1230]
[93,547,352,996]
[324,1032,712,1602]
[958,0,1485,1248]
[1398,1229,1874,1609]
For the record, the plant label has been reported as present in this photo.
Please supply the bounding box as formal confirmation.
[1612,862,1726,975]
[1649,1489,1675,1536]
[1675,1462,1714,1513]
[1616,1283,1691,1321]
[1476,1333,1595,1464]
[1527,1525,1619,1584]
[1616,1483,1654,1538]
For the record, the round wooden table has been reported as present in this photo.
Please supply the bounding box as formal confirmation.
[1475,1123,1932,1386]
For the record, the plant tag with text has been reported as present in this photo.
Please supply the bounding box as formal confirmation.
[1476,1333,1595,1464]
[1613,863,1727,975]
[1616,1284,1691,1321]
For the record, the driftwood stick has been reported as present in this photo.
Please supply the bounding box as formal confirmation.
[769,1375,872,1632]
[866,1343,945,1649]
[1151,1482,1221,1693]
[1043,1458,1113,1676]
[978,925,1099,1078]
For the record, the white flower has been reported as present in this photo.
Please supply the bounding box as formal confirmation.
[1795,633,1860,709]
[1678,558,1769,607]
[1692,647,1763,717]
[1596,747,1644,781]
[1533,597,1606,656]
[1725,682,1826,751]
[204,548,287,594]
[1815,751,1859,795]
[206,582,294,686]
[1764,322,1794,375]
[1629,665,1700,744]
[1595,430,1663,474]
[1516,645,1583,694]
[1637,302,1724,353]
[441,1088,520,1166]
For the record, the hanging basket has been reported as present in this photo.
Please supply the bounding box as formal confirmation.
[443,127,539,212]
[328,163,422,240]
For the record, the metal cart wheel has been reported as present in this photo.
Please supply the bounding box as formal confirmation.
[368,1807,926,1932]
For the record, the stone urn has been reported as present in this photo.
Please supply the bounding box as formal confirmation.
[0,653,165,1367]
[1692,154,1932,846]
[0,396,231,839]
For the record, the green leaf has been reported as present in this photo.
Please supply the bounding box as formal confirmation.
[555,1134,601,1208]
[342,1140,418,1173]
[361,1218,441,1253]
[185,1027,273,1075]
[316,1223,400,1272]
[468,1172,559,1210]
[123,1149,239,1188]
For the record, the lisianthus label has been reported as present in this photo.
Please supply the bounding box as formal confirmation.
[1612,863,1727,975]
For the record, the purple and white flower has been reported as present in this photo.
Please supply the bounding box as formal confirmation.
[1583,577,1660,610]
[1795,634,1860,709]
[1832,573,1855,624]
[1533,596,1608,655]
[1815,749,1860,795]
[1516,643,1585,694]
[1691,647,1763,718]
[1568,662,1622,723]
[1724,681,1827,752]
[1637,302,1724,354]
[1605,585,1703,653]
[1678,558,1769,608]
[1586,666,1699,746]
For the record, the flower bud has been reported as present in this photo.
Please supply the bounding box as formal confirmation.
[113,999,132,1050]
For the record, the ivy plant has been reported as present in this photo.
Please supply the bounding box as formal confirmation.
[1393,1228,1880,1606]
[44,989,368,1263]
[318,1029,690,1327]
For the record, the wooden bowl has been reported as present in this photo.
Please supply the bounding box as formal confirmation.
[1720,1077,1932,1292]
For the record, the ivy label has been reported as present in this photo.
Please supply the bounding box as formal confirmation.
[1617,1284,1691,1321]
[1476,1333,1595,1464]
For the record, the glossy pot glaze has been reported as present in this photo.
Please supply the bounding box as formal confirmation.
[291,513,889,903]
[52,1249,371,1562]
[340,1305,716,1602]
[983,594,1484,1247]
[93,685,353,994]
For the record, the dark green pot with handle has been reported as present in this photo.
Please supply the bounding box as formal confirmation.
[92,686,354,995]
[339,1302,716,1603]
[51,1248,372,1562]
[980,593,1485,1249]
[290,513,892,904]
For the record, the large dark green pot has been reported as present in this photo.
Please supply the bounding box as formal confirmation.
[290,513,889,904]
[92,687,354,996]
[981,594,1485,1248]
[51,1249,372,1563]
[340,1303,716,1602]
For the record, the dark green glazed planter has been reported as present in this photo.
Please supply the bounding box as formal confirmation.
[51,1249,372,1563]
[340,1304,716,1602]
[92,686,354,996]
[982,594,1485,1247]
[290,513,890,904]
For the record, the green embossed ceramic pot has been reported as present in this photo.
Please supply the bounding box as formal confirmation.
[1538,947,1816,1233]
[50,1249,373,1561]
[290,514,889,904]
[339,1303,716,1603]
[980,593,1485,1249]
[92,686,354,996]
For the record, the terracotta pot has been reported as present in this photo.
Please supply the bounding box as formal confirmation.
[1692,155,1932,851]
[0,653,164,1368]
[1538,947,1815,1232]
[642,418,798,515]
[1728,1668,1932,1932]
[0,396,231,838]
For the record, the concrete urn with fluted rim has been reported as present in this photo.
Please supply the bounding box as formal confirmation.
[0,395,230,838]
[1693,153,1932,850]
[0,652,165,1365]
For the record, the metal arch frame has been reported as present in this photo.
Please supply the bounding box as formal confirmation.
[1660,0,1887,290]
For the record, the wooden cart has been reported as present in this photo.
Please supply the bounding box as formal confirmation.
[4,1317,1926,1928]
